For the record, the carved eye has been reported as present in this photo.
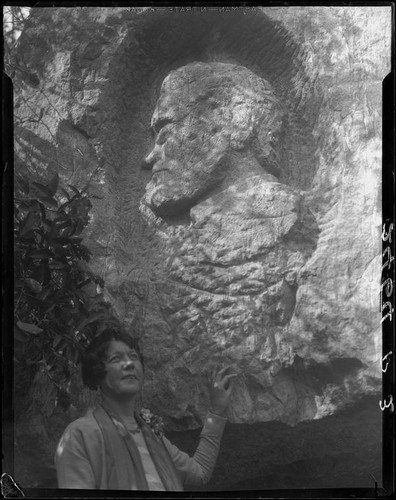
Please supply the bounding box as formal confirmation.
[153,118,172,135]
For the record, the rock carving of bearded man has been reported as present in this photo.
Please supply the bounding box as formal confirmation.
[140,62,317,424]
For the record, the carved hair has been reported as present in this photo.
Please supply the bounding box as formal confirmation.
[161,62,283,176]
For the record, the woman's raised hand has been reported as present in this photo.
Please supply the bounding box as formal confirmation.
[209,366,237,417]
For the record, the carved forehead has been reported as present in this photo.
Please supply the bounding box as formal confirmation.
[163,62,272,96]
[153,62,276,123]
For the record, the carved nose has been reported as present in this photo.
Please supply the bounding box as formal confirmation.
[142,148,159,170]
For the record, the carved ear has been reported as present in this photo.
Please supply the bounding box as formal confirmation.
[229,103,255,150]
[254,102,284,174]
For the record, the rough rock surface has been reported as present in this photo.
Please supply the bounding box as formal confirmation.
[10,5,390,475]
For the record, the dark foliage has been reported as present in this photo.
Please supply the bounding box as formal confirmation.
[14,173,118,414]
[4,7,40,87]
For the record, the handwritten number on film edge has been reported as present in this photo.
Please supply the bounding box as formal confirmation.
[380,222,394,413]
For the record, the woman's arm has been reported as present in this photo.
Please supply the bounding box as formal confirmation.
[164,367,236,487]
[163,412,227,487]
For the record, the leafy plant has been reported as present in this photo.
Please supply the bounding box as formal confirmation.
[4,7,40,87]
[14,173,117,413]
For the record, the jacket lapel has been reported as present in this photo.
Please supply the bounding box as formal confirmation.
[93,405,148,490]
[137,413,184,491]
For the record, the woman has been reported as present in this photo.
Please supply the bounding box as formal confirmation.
[55,328,236,490]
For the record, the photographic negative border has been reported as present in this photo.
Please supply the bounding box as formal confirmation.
[2,1,394,498]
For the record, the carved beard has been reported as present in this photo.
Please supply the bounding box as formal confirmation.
[144,179,197,218]
[143,154,228,219]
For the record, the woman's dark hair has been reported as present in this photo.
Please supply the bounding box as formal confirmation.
[81,328,143,390]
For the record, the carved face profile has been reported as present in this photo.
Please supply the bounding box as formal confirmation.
[142,62,282,218]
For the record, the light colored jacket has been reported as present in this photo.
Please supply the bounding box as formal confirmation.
[55,409,226,490]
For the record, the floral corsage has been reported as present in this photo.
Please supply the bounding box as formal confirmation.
[139,407,165,439]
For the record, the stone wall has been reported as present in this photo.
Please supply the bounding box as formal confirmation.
[12,6,390,432]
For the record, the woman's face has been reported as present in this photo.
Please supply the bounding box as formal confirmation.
[99,340,144,399]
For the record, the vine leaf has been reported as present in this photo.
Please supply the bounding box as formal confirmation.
[40,196,58,209]
[29,249,54,259]
[76,312,103,331]
[52,335,63,349]
[16,320,43,335]
[24,278,43,294]
[31,182,53,198]
[48,173,59,197]
[14,326,29,342]
[20,211,37,236]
